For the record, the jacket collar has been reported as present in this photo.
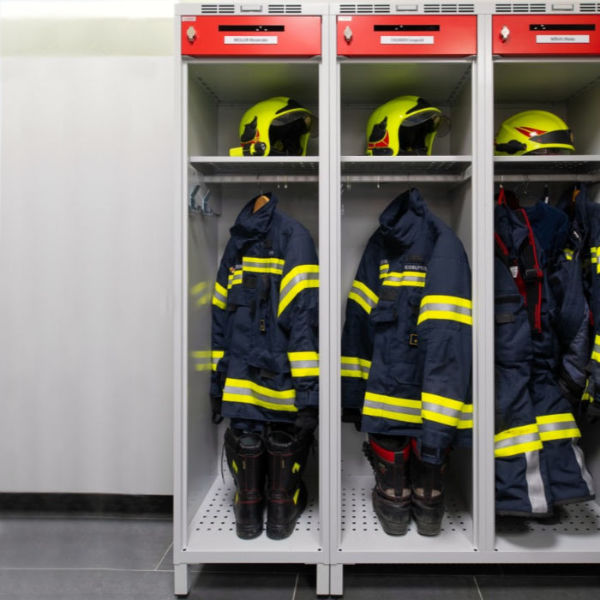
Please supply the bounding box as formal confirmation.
[230,193,278,244]
[379,188,428,250]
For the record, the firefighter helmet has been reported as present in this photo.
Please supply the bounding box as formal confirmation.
[366,95,442,156]
[494,110,575,156]
[229,97,315,157]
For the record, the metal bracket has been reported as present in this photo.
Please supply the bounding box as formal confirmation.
[189,182,220,217]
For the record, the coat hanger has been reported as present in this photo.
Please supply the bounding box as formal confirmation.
[253,194,270,213]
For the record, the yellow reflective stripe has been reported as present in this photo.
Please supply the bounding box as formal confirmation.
[363,391,422,423]
[223,378,298,412]
[418,294,472,326]
[494,423,543,457]
[564,248,574,261]
[536,413,581,441]
[495,440,543,458]
[348,280,379,314]
[379,262,390,278]
[242,256,284,275]
[288,351,319,378]
[457,403,473,429]
[278,265,319,316]
[592,335,600,363]
[382,271,427,287]
[421,391,465,427]
[212,281,228,310]
[211,349,224,371]
[351,279,379,303]
[243,256,284,266]
[341,356,371,379]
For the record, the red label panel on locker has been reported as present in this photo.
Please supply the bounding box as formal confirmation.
[181,16,321,57]
[337,15,476,57]
[493,15,600,55]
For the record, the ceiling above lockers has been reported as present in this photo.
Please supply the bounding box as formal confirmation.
[494,60,600,104]
[188,61,319,107]
[339,61,472,106]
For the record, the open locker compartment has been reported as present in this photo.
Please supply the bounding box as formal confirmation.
[492,42,600,557]
[174,7,331,594]
[337,178,476,560]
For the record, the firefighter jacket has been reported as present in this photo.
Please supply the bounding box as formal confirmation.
[558,184,600,416]
[494,196,594,515]
[210,193,319,425]
[341,188,473,465]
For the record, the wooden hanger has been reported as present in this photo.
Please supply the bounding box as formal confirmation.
[253,194,270,213]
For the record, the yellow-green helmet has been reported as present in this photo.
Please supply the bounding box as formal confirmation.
[366,95,442,156]
[229,96,315,157]
[494,110,575,155]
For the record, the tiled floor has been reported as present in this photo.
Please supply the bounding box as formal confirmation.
[2,513,600,599]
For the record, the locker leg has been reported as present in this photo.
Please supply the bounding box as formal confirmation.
[174,563,190,597]
[330,563,344,597]
[316,563,330,597]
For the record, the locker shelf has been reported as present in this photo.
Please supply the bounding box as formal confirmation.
[189,156,319,180]
[184,475,322,562]
[494,155,600,180]
[337,476,474,560]
[341,156,472,181]
[495,500,600,554]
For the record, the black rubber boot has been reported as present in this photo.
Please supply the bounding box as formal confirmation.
[265,427,312,540]
[410,440,447,536]
[224,427,266,540]
[363,435,411,536]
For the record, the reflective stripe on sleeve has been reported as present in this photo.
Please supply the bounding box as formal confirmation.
[591,335,600,363]
[362,391,422,424]
[494,423,543,458]
[382,271,426,288]
[348,280,379,315]
[242,256,284,275]
[212,281,228,310]
[227,266,243,289]
[288,351,319,377]
[278,265,319,316]
[341,356,371,379]
[211,349,224,371]
[379,261,390,279]
[223,378,298,412]
[418,294,473,326]
[457,402,473,429]
[536,413,581,442]
[421,391,466,427]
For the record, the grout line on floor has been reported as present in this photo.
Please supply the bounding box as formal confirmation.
[474,575,484,600]
[154,542,173,571]
[291,572,300,600]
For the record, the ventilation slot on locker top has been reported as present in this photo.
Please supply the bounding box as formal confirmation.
[200,3,235,14]
[268,4,303,14]
[495,2,547,11]
[580,2,600,11]
[339,4,392,14]
[423,3,476,12]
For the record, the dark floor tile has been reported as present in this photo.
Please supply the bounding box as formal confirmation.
[476,574,600,600]
[0,569,174,600]
[187,567,297,599]
[295,568,480,600]
[0,517,172,571]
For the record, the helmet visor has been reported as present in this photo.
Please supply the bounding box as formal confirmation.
[270,111,316,135]
[402,109,440,130]
[527,129,574,150]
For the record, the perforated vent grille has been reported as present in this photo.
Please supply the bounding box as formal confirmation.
[424,3,475,12]
[200,3,235,14]
[580,2,600,11]
[495,2,547,11]
[339,4,392,13]
[268,4,303,13]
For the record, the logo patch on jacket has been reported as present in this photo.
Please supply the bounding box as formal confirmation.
[404,264,427,273]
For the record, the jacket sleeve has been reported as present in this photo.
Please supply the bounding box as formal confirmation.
[340,238,379,420]
[277,227,319,411]
[417,239,473,462]
[210,241,237,418]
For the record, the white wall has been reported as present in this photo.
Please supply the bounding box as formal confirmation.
[0,1,177,494]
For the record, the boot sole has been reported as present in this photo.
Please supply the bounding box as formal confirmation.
[412,501,444,536]
[372,490,410,536]
[236,524,263,540]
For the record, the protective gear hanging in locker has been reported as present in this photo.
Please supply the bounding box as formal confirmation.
[341,188,472,535]
[211,193,319,539]
[557,184,600,418]
[494,191,594,515]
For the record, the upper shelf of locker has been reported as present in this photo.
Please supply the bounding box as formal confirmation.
[495,156,600,180]
[189,156,318,179]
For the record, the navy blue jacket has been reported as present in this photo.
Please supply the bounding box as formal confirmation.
[341,189,472,464]
[210,194,319,424]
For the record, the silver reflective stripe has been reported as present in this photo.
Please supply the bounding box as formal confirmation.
[494,431,541,451]
[571,440,595,495]
[223,384,296,407]
[537,420,576,434]
[363,399,421,417]
[421,400,461,420]
[524,451,549,515]
[280,270,319,300]
[419,302,472,317]
[384,274,424,285]
[213,288,227,304]
[349,283,378,310]
[342,362,368,374]
[594,340,600,355]
[290,359,319,369]
[242,259,283,271]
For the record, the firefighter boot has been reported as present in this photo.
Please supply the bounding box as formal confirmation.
[410,441,447,536]
[224,427,266,540]
[265,427,312,540]
[363,434,411,536]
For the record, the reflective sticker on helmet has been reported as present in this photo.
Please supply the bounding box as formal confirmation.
[515,126,547,138]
